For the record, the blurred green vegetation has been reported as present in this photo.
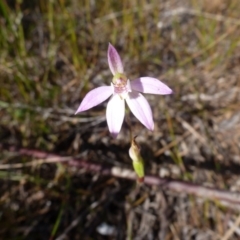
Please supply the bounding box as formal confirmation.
[0,0,240,151]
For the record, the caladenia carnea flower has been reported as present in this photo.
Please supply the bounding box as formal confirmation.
[75,43,172,138]
[129,136,144,183]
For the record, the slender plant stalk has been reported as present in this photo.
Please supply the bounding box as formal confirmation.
[1,144,240,210]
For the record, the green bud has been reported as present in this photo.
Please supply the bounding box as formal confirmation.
[129,136,144,183]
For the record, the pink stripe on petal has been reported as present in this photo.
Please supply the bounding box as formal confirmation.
[126,92,154,131]
[75,86,112,114]
[131,77,172,95]
[106,95,125,138]
[108,43,124,75]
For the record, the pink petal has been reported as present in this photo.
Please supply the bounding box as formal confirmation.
[106,94,125,138]
[126,92,154,130]
[108,43,124,75]
[75,86,112,114]
[131,77,172,95]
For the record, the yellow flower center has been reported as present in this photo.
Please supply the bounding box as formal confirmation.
[112,73,131,99]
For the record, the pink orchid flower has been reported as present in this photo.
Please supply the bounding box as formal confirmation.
[75,43,172,138]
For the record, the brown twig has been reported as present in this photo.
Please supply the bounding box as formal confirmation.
[1,144,240,210]
[222,215,240,240]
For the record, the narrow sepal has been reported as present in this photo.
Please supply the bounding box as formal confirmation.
[126,92,154,131]
[75,86,112,114]
[108,43,124,75]
[106,94,125,138]
[131,77,172,95]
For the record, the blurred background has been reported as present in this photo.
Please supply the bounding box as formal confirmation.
[0,0,240,239]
